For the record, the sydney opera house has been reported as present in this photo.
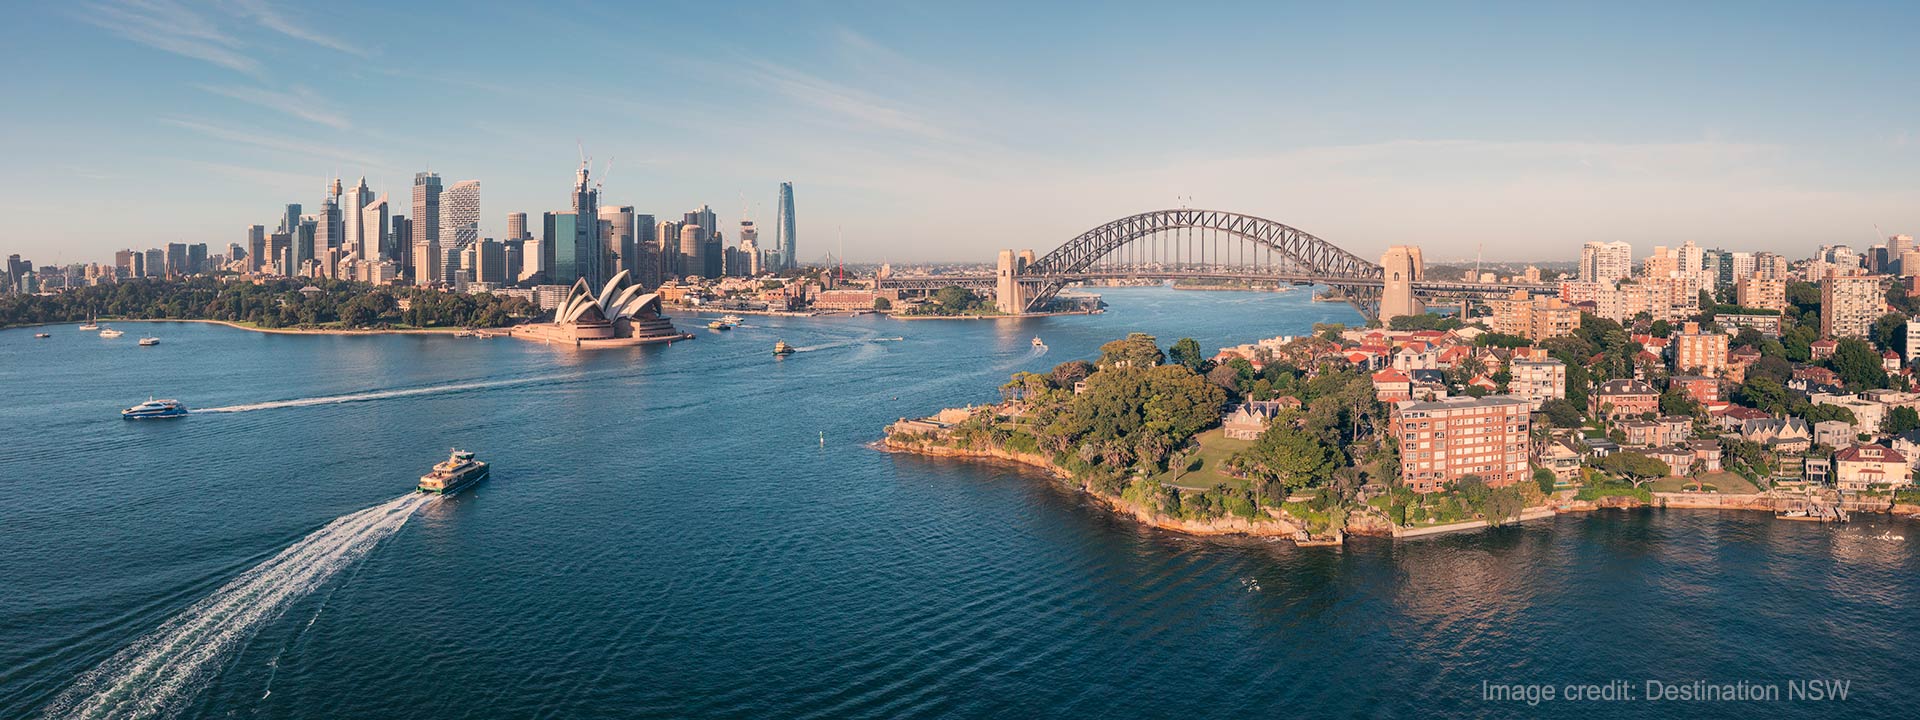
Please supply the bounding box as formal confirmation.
[508,271,692,347]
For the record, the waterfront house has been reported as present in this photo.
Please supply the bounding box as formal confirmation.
[1833,444,1911,491]
[1620,416,1692,447]
[1222,403,1275,440]
[1647,446,1696,475]
[1741,417,1811,452]
[1689,439,1723,474]
[1813,420,1855,449]
[1537,436,1585,482]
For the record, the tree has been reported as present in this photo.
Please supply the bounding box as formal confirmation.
[1048,360,1095,389]
[1483,487,1527,526]
[872,296,892,311]
[1872,313,1907,353]
[1659,388,1701,418]
[1236,413,1336,502]
[1884,406,1920,436]
[1598,451,1671,487]
[1534,466,1558,494]
[1735,376,1789,414]
[932,286,977,314]
[1169,337,1205,372]
[1098,333,1164,368]
[1541,398,1585,428]
[1828,338,1889,391]
[1649,319,1672,338]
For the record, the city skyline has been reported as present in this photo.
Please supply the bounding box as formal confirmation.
[4,2,1920,264]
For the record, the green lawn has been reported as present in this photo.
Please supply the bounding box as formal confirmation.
[1647,471,1760,494]
[1155,428,1255,491]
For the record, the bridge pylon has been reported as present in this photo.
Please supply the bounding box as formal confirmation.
[1378,245,1425,323]
[995,249,1029,314]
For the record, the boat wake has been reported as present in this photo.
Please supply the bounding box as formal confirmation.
[41,493,432,720]
[197,373,571,413]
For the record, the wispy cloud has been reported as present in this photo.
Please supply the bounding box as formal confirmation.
[224,0,370,57]
[190,160,320,188]
[730,56,977,148]
[76,0,260,75]
[195,83,351,130]
[159,116,388,169]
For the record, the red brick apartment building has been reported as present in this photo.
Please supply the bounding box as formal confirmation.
[1391,396,1534,493]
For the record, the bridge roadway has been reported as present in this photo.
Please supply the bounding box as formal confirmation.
[880,270,1557,300]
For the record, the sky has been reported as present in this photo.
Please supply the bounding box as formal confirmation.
[2,0,1917,265]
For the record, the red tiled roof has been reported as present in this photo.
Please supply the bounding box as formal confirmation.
[1372,368,1412,383]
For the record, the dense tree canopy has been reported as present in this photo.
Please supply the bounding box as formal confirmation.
[0,278,533,329]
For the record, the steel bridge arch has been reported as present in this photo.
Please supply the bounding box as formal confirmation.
[1021,209,1385,315]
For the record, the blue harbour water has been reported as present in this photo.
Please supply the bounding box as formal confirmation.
[1,286,1916,719]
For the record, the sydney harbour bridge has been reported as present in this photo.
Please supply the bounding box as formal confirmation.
[877,209,1556,322]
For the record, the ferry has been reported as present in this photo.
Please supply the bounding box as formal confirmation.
[719,314,743,327]
[708,320,730,330]
[418,449,490,495]
[773,340,795,355]
[122,397,188,419]
[1032,336,1045,348]
[138,336,160,346]
[99,327,124,338]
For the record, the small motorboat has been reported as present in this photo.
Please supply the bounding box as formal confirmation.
[34,332,51,339]
[773,340,795,356]
[1032,336,1045,348]
[138,336,160,346]
[99,327,124,338]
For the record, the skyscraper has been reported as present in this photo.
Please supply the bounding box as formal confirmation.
[344,177,374,259]
[657,219,682,278]
[362,195,390,262]
[776,182,796,270]
[633,214,658,288]
[439,180,481,283]
[166,243,188,277]
[544,211,582,285]
[679,224,703,279]
[187,244,207,275]
[601,205,636,279]
[246,225,266,274]
[507,212,530,242]
[412,172,442,285]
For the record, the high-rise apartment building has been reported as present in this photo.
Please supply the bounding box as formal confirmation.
[776,182,796,270]
[1673,321,1728,375]
[1392,396,1533,493]
[145,248,165,278]
[1821,273,1884,340]
[1735,274,1787,313]
[165,243,188,277]
[1579,241,1633,284]
[186,244,207,275]
[601,206,636,279]
[1488,289,1580,341]
[1510,358,1567,409]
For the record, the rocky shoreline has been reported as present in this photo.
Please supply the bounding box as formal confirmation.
[883,436,1920,544]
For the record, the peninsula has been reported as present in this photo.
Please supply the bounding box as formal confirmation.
[888,314,1920,545]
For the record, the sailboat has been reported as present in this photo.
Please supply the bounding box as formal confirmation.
[78,315,99,331]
